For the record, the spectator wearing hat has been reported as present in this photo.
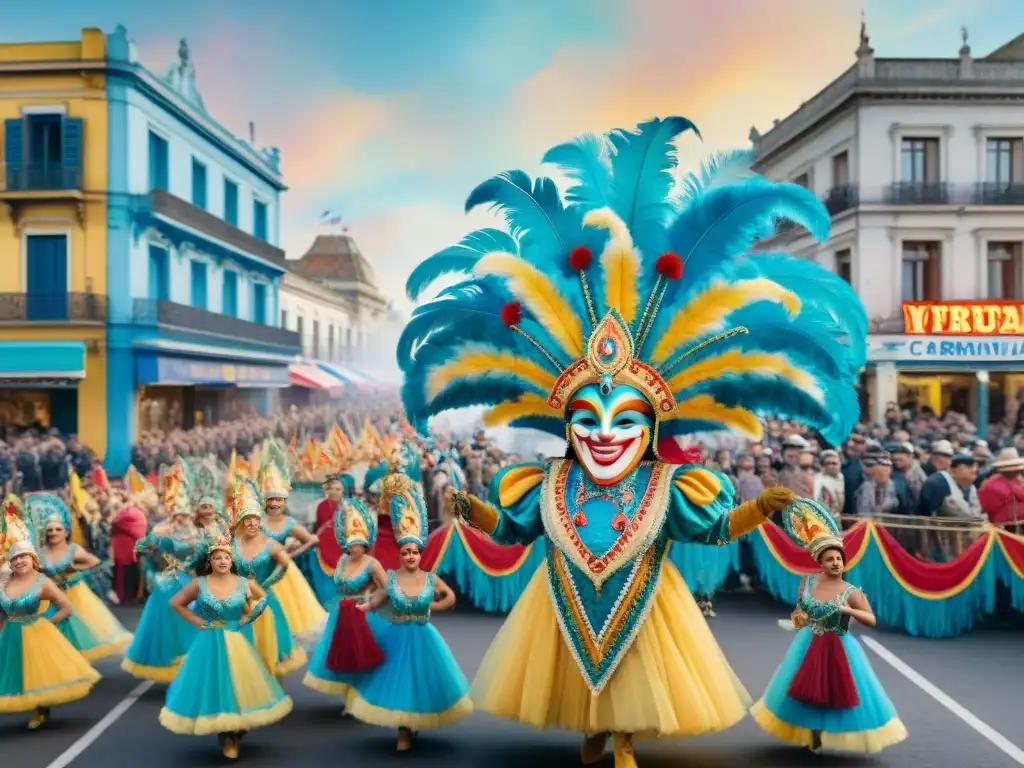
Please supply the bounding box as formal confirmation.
[813,449,845,516]
[777,434,812,497]
[854,448,911,518]
[971,439,994,488]
[978,448,1024,527]
[889,442,927,507]
[918,452,982,519]
[924,440,954,476]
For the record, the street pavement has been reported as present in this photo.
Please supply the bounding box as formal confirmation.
[3,592,1022,768]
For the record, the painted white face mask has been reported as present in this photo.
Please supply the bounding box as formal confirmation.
[567,383,654,487]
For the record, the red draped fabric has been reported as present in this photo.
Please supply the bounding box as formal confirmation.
[455,523,533,572]
[871,523,990,593]
[317,520,343,570]
[788,632,860,709]
[998,530,1024,574]
[326,599,385,672]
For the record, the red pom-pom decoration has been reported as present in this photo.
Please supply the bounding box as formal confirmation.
[655,252,684,281]
[500,302,522,327]
[569,246,592,271]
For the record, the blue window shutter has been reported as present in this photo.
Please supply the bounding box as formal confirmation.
[61,117,83,167]
[5,118,23,190]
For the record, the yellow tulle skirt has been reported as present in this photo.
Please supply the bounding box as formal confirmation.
[0,619,101,712]
[66,582,132,651]
[471,560,751,738]
[270,564,327,641]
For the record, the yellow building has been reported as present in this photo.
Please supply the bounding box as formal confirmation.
[0,29,108,455]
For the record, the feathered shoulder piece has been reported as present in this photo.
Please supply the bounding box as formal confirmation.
[398,118,867,450]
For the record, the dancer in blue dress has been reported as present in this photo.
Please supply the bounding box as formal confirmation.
[160,527,292,759]
[229,475,306,676]
[304,496,388,700]
[751,499,907,754]
[347,470,472,752]
[122,464,205,683]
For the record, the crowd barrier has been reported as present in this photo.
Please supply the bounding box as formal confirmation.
[311,514,1023,638]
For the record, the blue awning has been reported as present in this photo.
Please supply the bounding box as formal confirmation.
[0,341,85,380]
[317,362,375,386]
[137,352,290,388]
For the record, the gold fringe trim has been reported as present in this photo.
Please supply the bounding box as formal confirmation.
[273,647,308,677]
[302,672,350,697]
[121,657,183,684]
[345,692,473,730]
[751,701,908,754]
[0,675,100,713]
[159,696,294,736]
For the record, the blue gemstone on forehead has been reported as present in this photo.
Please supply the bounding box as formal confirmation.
[599,373,613,396]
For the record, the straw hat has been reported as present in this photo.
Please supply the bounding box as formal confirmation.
[931,440,954,457]
[992,447,1024,472]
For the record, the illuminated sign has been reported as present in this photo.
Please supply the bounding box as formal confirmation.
[902,302,1024,335]
[136,354,290,387]
[868,335,1024,363]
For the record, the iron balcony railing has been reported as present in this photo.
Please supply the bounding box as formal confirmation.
[973,182,1024,206]
[133,298,300,349]
[0,292,106,322]
[1,163,81,192]
[886,182,950,205]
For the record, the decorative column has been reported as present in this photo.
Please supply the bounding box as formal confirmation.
[976,370,990,437]
[873,362,899,425]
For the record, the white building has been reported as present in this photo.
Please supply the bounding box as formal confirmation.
[751,27,1024,434]
[279,271,352,362]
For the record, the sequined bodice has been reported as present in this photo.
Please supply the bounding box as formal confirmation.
[233,539,275,583]
[335,556,374,599]
[40,543,84,585]
[194,576,249,623]
[799,577,856,636]
[263,517,295,545]
[386,571,434,623]
[0,574,45,619]
[156,528,202,572]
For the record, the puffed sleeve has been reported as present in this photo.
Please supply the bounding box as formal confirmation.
[665,465,784,545]
[450,462,546,547]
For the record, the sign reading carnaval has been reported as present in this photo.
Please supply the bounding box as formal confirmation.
[902,302,1024,336]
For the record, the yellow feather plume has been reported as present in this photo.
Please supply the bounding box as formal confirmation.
[475,251,583,358]
[672,394,764,439]
[650,279,801,365]
[427,348,557,399]
[666,350,823,402]
[482,393,561,427]
[583,208,640,325]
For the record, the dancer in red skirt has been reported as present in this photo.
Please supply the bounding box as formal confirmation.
[751,499,907,754]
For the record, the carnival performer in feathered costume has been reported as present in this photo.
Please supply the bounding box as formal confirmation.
[257,443,326,641]
[0,496,100,729]
[160,524,292,759]
[123,461,207,683]
[751,499,906,753]
[230,476,306,676]
[399,117,867,767]
[346,470,471,752]
[27,493,127,661]
[303,494,388,700]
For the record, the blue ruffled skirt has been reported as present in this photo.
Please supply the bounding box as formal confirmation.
[751,629,908,753]
[295,549,336,607]
[122,572,197,683]
[159,626,292,735]
[303,601,388,696]
[345,620,472,729]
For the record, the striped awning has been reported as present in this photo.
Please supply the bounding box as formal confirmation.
[317,362,374,386]
[289,363,344,393]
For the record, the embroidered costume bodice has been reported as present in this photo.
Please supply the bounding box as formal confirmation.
[142,527,203,574]
[194,576,249,624]
[335,556,374,601]
[232,539,275,584]
[0,574,45,621]
[386,571,433,624]
[40,543,86,586]
[799,576,856,637]
[263,517,295,545]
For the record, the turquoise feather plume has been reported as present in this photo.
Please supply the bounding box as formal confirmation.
[541,133,612,211]
[405,228,517,301]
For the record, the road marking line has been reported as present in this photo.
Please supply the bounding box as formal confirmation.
[861,635,1024,766]
[45,680,155,768]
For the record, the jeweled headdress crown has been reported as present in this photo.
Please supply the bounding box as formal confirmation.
[398,118,867,453]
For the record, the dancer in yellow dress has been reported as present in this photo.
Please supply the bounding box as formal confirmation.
[257,444,326,642]
[0,498,100,730]
[399,117,867,766]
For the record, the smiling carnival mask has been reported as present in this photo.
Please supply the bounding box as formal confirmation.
[568,383,654,486]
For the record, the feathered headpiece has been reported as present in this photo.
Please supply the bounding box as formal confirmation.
[162,459,194,518]
[26,493,72,545]
[1,495,39,568]
[333,498,377,551]
[258,441,292,501]
[363,462,389,497]
[206,524,234,556]
[781,497,844,561]
[381,472,429,549]
[398,118,866,451]
[338,473,356,496]
[227,477,264,528]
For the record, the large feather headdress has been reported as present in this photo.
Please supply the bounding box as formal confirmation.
[399,118,866,451]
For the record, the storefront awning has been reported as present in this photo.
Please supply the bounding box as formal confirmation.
[0,341,85,381]
[289,363,344,394]
[137,353,290,388]
[317,362,374,386]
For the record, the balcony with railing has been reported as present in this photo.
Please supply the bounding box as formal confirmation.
[886,182,950,205]
[0,292,105,323]
[1,163,82,193]
[973,182,1024,206]
[133,299,300,349]
[824,183,858,215]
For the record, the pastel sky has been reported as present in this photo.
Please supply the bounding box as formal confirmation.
[6,0,1024,311]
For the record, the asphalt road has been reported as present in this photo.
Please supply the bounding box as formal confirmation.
[3,592,1022,768]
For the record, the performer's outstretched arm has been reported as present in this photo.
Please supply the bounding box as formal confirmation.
[446,462,546,546]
